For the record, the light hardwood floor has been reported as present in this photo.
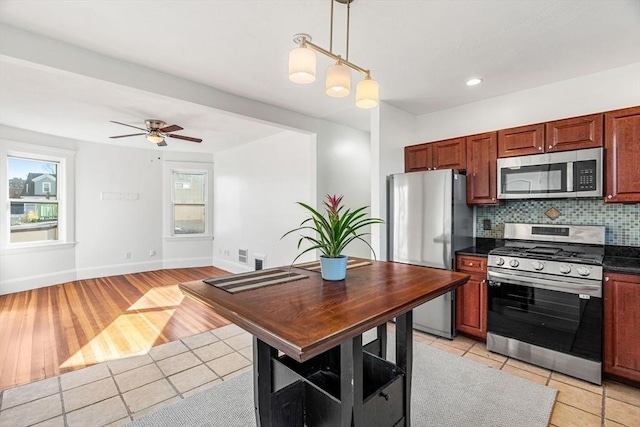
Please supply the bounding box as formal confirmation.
[0,267,230,391]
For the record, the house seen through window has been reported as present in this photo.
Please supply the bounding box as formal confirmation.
[8,156,59,244]
[172,171,206,234]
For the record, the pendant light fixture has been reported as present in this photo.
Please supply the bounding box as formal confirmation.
[288,0,379,109]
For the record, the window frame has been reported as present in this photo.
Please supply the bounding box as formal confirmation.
[163,161,213,240]
[1,140,76,252]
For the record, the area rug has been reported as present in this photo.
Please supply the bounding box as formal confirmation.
[126,337,556,427]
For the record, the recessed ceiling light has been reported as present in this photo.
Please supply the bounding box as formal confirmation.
[466,78,483,86]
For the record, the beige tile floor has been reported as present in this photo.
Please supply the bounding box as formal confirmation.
[1,323,639,427]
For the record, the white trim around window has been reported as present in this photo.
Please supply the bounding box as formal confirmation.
[162,161,213,240]
[0,140,76,253]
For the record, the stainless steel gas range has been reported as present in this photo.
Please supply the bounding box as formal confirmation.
[486,223,605,384]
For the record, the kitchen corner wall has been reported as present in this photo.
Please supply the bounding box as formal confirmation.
[476,200,639,246]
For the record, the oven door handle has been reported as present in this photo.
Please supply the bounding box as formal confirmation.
[487,270,602,297]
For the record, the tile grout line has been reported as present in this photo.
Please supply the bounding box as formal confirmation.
[601,385,606,427]
[57,376,67,427]
[105,360,134,424]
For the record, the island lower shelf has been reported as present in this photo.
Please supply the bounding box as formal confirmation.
[271,346,406,427]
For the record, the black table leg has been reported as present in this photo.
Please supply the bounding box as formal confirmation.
[340,335,364,427]
[254,337,277,427]
[377,323,388,359]
[396,310,413,427]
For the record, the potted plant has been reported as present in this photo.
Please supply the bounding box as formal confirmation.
[282,194,384,281]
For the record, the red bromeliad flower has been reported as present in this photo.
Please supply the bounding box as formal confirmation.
[324,194,343,224]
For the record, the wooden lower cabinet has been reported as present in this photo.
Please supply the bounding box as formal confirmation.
[604,272,640,382]
[455,255,487,340]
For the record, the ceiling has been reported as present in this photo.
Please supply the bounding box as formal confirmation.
[1,1,639,153]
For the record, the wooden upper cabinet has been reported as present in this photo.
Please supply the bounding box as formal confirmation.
[404,138,466,172]
[604,272,640,382]
[404,144,431,172]
[605,106,640,203]
[432,137,466,170]
[497,123,545,157]
[466,132,498,205]
[546,113,603,153]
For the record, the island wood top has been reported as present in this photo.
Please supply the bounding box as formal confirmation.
[179,261,470,362]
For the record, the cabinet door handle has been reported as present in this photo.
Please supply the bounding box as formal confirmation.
[538,146,543,151]
[605,277,610,282]
[607,195,612,199]
[468,263,473,266]
[548,145,552,149]
[481,280,486,284]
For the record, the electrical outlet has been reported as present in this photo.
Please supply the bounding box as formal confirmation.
[149,249,156,257]
[483,219,492,230]
[125,251,131,259]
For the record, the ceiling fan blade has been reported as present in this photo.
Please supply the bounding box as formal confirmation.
[110,120,148,131]
[110,133,147,138]
[157,140,168,147]
[167,134,202,143]
[159,124,183,133]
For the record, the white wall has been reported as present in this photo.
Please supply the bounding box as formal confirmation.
[315,123,373,258]
[415,63,640,142]
[74,143,163,278]
[212,130,316,272]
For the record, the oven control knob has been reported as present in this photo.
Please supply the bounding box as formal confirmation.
[577,267,591,277]
[509,259,519,268]
[532,261,544,271]
[494,257,505,266]
[559,264,572,274]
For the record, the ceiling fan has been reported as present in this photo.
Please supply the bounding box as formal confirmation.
[109,119,203,146]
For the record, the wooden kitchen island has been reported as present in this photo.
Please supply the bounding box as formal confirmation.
[179,261,470,427]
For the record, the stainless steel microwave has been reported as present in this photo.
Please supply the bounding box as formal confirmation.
[497,147,602,199]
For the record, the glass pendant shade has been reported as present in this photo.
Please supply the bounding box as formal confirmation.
[288,47,316,84]
[355,77,379,109]
[325,63,351,98]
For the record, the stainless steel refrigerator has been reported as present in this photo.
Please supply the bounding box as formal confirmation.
[388,169,474,338]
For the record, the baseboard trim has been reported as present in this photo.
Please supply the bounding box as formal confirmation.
[75,261,164,281]
[162,257,215,270]
[0,269,77,295]
[211,257,252,274]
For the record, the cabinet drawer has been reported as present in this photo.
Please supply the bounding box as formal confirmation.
[456,256,487,274]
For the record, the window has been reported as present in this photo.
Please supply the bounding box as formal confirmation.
[163,161,212,238]
[172,171,206,234]
[1,141,75,250]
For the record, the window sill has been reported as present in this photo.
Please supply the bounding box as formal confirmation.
[163,235,214,242]
[1,241,76,255]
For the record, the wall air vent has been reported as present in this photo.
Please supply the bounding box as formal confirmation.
[239,249,248,264]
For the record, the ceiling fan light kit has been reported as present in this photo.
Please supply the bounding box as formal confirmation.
[146,131,164,144]
[109,119,202,146]
[288,0,379,109]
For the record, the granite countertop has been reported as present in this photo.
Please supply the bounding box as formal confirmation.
[604,246,640,275]
[603,256,640,275]
[456,238,503,258]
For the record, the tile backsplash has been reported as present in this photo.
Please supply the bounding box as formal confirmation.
[476,199,639,247]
